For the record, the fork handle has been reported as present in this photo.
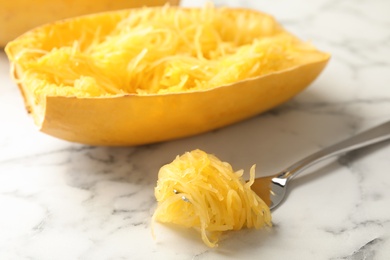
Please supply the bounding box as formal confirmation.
[280,120,390,180]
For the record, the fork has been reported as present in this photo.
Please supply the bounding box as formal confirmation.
[250,120,390,210]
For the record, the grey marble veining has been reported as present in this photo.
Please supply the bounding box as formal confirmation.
[1,0,390,259]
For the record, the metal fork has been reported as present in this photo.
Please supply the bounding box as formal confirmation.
[250,120,390,210]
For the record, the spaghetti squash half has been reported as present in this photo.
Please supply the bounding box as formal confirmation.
[5,5,330,145]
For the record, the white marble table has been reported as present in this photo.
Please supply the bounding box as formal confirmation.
[1,0,390,259]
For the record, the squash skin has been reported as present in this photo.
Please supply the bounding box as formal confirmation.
[0,0,179,47]
[6,7,330,146]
